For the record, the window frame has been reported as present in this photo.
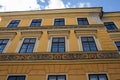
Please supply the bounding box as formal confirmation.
[88,74,108,80]
[17,37,38,53]
[114,41,120,51]
[30,19,42,27]
[104,22,118,30]
[7,75,26,80]
[0,38,10,53]
[77,18,89,25]
[7,20,21,28]
[54,18,65,26]
[51,37,65,52]
[47,75,66,80]
[47,36,69,52]
[78,35,101,51]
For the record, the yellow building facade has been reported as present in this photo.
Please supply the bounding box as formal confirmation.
[0,7,120,80]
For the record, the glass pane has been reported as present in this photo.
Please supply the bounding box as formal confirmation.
[20,49,26,53]
[59,48,65,52]
[51,48,58,52]
[53,38,59,42]
[88,37,94,41]
[24,39,30,43]
[58,76,66,80]
[49,76,56,80]
[28,44,34,49]
[30,38,36,43]
[89,75,97,80]
[18,76,25,80]
[59,43,65,48]
[99,75,107,80]
[90,47,97,51]
[0,40,2,43]
[59,38,65,42]
[81,37,87,41]
[22,44,28,48]
[27,49,33,53]
[115,42,120,46]
[3,40,9,43]
[8,77,16,80]
[83,46,90,51]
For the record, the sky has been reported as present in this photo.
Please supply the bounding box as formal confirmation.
[0,0,120,12]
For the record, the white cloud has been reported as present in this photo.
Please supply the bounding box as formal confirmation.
[65,2,71,8]
[79,2,91,8]
[45,0,65,9]
[0,0,41,12]
[40,0,45,3]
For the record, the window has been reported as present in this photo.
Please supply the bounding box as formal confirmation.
[30,19,42,27]
[89,74,108,80]
[19,38,36,53]
[7,75,26,80]
[54,18,65,26]
[51,37,65,52]
[81,37,98,51]
[48,75,66,80]
[7,20,20,28]
[104,22,118,30]
[115,41,120,51]
[0,39,9,53]
[77,18,89,25]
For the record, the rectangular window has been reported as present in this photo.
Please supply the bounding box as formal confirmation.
[115,41,120,51]
[89,74,108,80]
[81,37,98,51]
[77,18,89,25]
[7,75,26,80]
[48,75,66,80]
[19,38,36,53]
[30,19,42,27]
[51,37,65,52]
[7,20,20,28]
[54,18,65,26]
[104,22,118,30]
[0,39,9,53]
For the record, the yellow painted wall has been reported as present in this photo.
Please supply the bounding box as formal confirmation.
[0,62,120,80]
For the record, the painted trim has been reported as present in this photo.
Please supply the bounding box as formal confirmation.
[16,37,38,53]
[6,74,27,80]
[78,35,102,51]
[29,18,43,27]
[47,36,69,52]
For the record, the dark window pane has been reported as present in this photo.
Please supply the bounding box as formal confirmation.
[54,18,65,26]
[8,76,25,80]
[115,41,120,51]
[51,37,65,52]
[7,20,20,28]
[89,74,107,80]
[0,39,9,53]
[48,75,66,80]
[81,37,97,51]
[30,19,42,27]
[104,22,117,30]
[19,38,36,53]
[77,18,89,25]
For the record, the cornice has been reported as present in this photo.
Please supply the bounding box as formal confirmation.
[0,24,105,32]
[0,7,102,16]
[0,50,119,63]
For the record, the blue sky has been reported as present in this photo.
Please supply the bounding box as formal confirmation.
[0,0,120,12]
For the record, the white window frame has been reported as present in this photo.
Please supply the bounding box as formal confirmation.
[46,74,67,80]
[6,74,27,80]
[29,18,43,27]
[47,36,69,52]
[0,38,11,53]
[78,35,102,51]
[53,18,66,26]
[16,37,39,53]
